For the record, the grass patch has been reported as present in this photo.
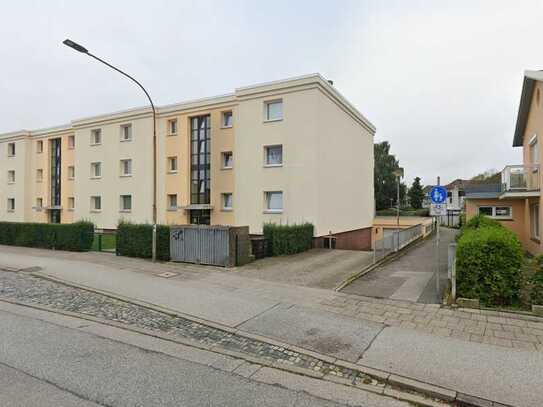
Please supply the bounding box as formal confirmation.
[91,234,116,251]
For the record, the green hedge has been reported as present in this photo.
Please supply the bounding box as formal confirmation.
[116,222,170,260]
[456,224,523,306]
[376,208,430,217]
[263,223,314,256]
[0,221,94,251]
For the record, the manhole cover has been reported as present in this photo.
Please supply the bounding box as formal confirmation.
[156,271,178,278]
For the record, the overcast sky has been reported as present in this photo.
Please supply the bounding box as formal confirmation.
[1,0,540,186]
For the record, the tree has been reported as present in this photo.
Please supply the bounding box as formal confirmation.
[374,141,403,210]
[408,177,425,209]
[471,169,500,182]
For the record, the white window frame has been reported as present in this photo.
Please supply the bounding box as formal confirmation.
[7,143,15,157]
[167,194,178,211]
[68,135,75,149]
[90,162,102,179]
[36,140,43,153]
[478,205,513,219]
[67,197,75,211]
[90,196,102,212]
[120,159,132,177]
[120,124,132,142]
[222,193,233,211]
[7,198,15,212]
[264,191,283,213]
[67,166,75,180]
[90,129,102,146]
[168,119,178,136]
[222,151,233,169]
[264,99,283,122]
[264,145,283,167]
[7,170,15,184]
[531,203,540,240]
[222,111,233,128]
[167,156,178,173]
[37,169,43,183]
[120,195,132,212]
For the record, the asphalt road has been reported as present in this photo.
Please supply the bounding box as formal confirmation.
[0,303,407,407]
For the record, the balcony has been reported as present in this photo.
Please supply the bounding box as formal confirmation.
[500,164,540,198]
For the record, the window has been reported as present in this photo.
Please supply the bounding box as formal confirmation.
[167,156,178,173]
[7,170,15,184]
[531,203,540,240]
[68,197,75,210]
[120,124,132,141]
[222,193,233,210]
[91,162,102,178]
[168,119,178,135]
[36,169,43,182]
[167,194,178,210]
[37,140,43,153]
[91,129,102,145]
[90,196,101,211]
[265,100,283,121]
[7,198,15,212]
[265,191,283,212]
[222,152,233,169]
[68,135,75,149]
[264,145,283,166]
[478,205,512,219]
[36,198,43,209]
[222,111,233,128]
[7,143,15,157]
[120,159,132,176]
[120,195,132,212]
[67,166,75,180]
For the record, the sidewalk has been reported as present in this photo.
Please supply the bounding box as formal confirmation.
[1,245,542,406]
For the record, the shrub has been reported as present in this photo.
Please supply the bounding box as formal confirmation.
[263,223,314,256]
[116,222,170,260]
[375,208,430,217]
[463,214,503,230]
[0,221,94,251]
[456,226,523,306]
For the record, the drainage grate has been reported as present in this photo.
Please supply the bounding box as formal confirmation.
[156,271,178,278]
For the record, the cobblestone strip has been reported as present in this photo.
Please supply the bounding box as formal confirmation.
[320,294,543,351]
[0,271,390,391]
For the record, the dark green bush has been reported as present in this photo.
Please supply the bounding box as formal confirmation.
[263,223,314,256]
[116,222,170,260]
[456,226,523,306]
[375,208,430,217]
[0,221,94,251]
[463,214,503,230]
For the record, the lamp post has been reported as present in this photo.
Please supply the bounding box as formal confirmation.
[393,168,404,251]
[63,39,158,262]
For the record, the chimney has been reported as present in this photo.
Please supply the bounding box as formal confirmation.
[327,80,334,86]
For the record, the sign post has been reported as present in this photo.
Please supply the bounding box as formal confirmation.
[429,183,447,303]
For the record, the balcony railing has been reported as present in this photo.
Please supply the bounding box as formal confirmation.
[501,164,540,192]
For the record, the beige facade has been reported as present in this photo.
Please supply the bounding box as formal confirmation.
[0,74,375,246]
[465,71,543,255]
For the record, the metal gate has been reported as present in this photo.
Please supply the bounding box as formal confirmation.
[170,225,230,266]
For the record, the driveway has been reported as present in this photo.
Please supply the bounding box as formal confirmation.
[341,228,457,303]
[234,249,374,289]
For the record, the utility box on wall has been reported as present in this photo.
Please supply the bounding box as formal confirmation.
[170,225,251,267]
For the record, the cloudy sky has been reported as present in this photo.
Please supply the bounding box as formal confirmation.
[1,0,541,186]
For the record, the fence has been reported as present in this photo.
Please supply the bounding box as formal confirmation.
[373,224,426,263]
[170,225,251,267]
[439,210,462,228]
[448,243,457,302]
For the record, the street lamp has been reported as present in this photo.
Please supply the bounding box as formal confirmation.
[393,167,404,251]
[63,39,158,262]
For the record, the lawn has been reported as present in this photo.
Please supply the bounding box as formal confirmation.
[91,233,117,252]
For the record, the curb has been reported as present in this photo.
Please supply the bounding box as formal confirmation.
[8,268,511,407]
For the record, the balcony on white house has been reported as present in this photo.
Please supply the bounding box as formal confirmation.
[500,164,540,198]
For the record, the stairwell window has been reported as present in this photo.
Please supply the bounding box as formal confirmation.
[67,166,75,180]
[7,143,15,157]
[37,169,43,182]
[167,156,178,173]
[264,191,283,213]
[7,170,15,184]
[264,100,283,122]
[68,135,75,149]
[222,193,233,211]
[222,111,233,128]
[7,198,15,212]
[222,152,233,169]
[68,197,75,211]
[168,119,178,136]
[120,124,132,142]
[37,140,43,153]
[36,198,43,209]
[167,194,178,211]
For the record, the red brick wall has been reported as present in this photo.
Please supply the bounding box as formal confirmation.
[314,227,372,251]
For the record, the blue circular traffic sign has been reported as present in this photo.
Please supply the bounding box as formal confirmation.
[430,186,447,204]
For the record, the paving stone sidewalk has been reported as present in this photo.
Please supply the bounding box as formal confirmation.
[319,293,543,351]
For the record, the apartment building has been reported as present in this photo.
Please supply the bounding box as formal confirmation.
[0,74,376,249]
[465,70,543,254]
